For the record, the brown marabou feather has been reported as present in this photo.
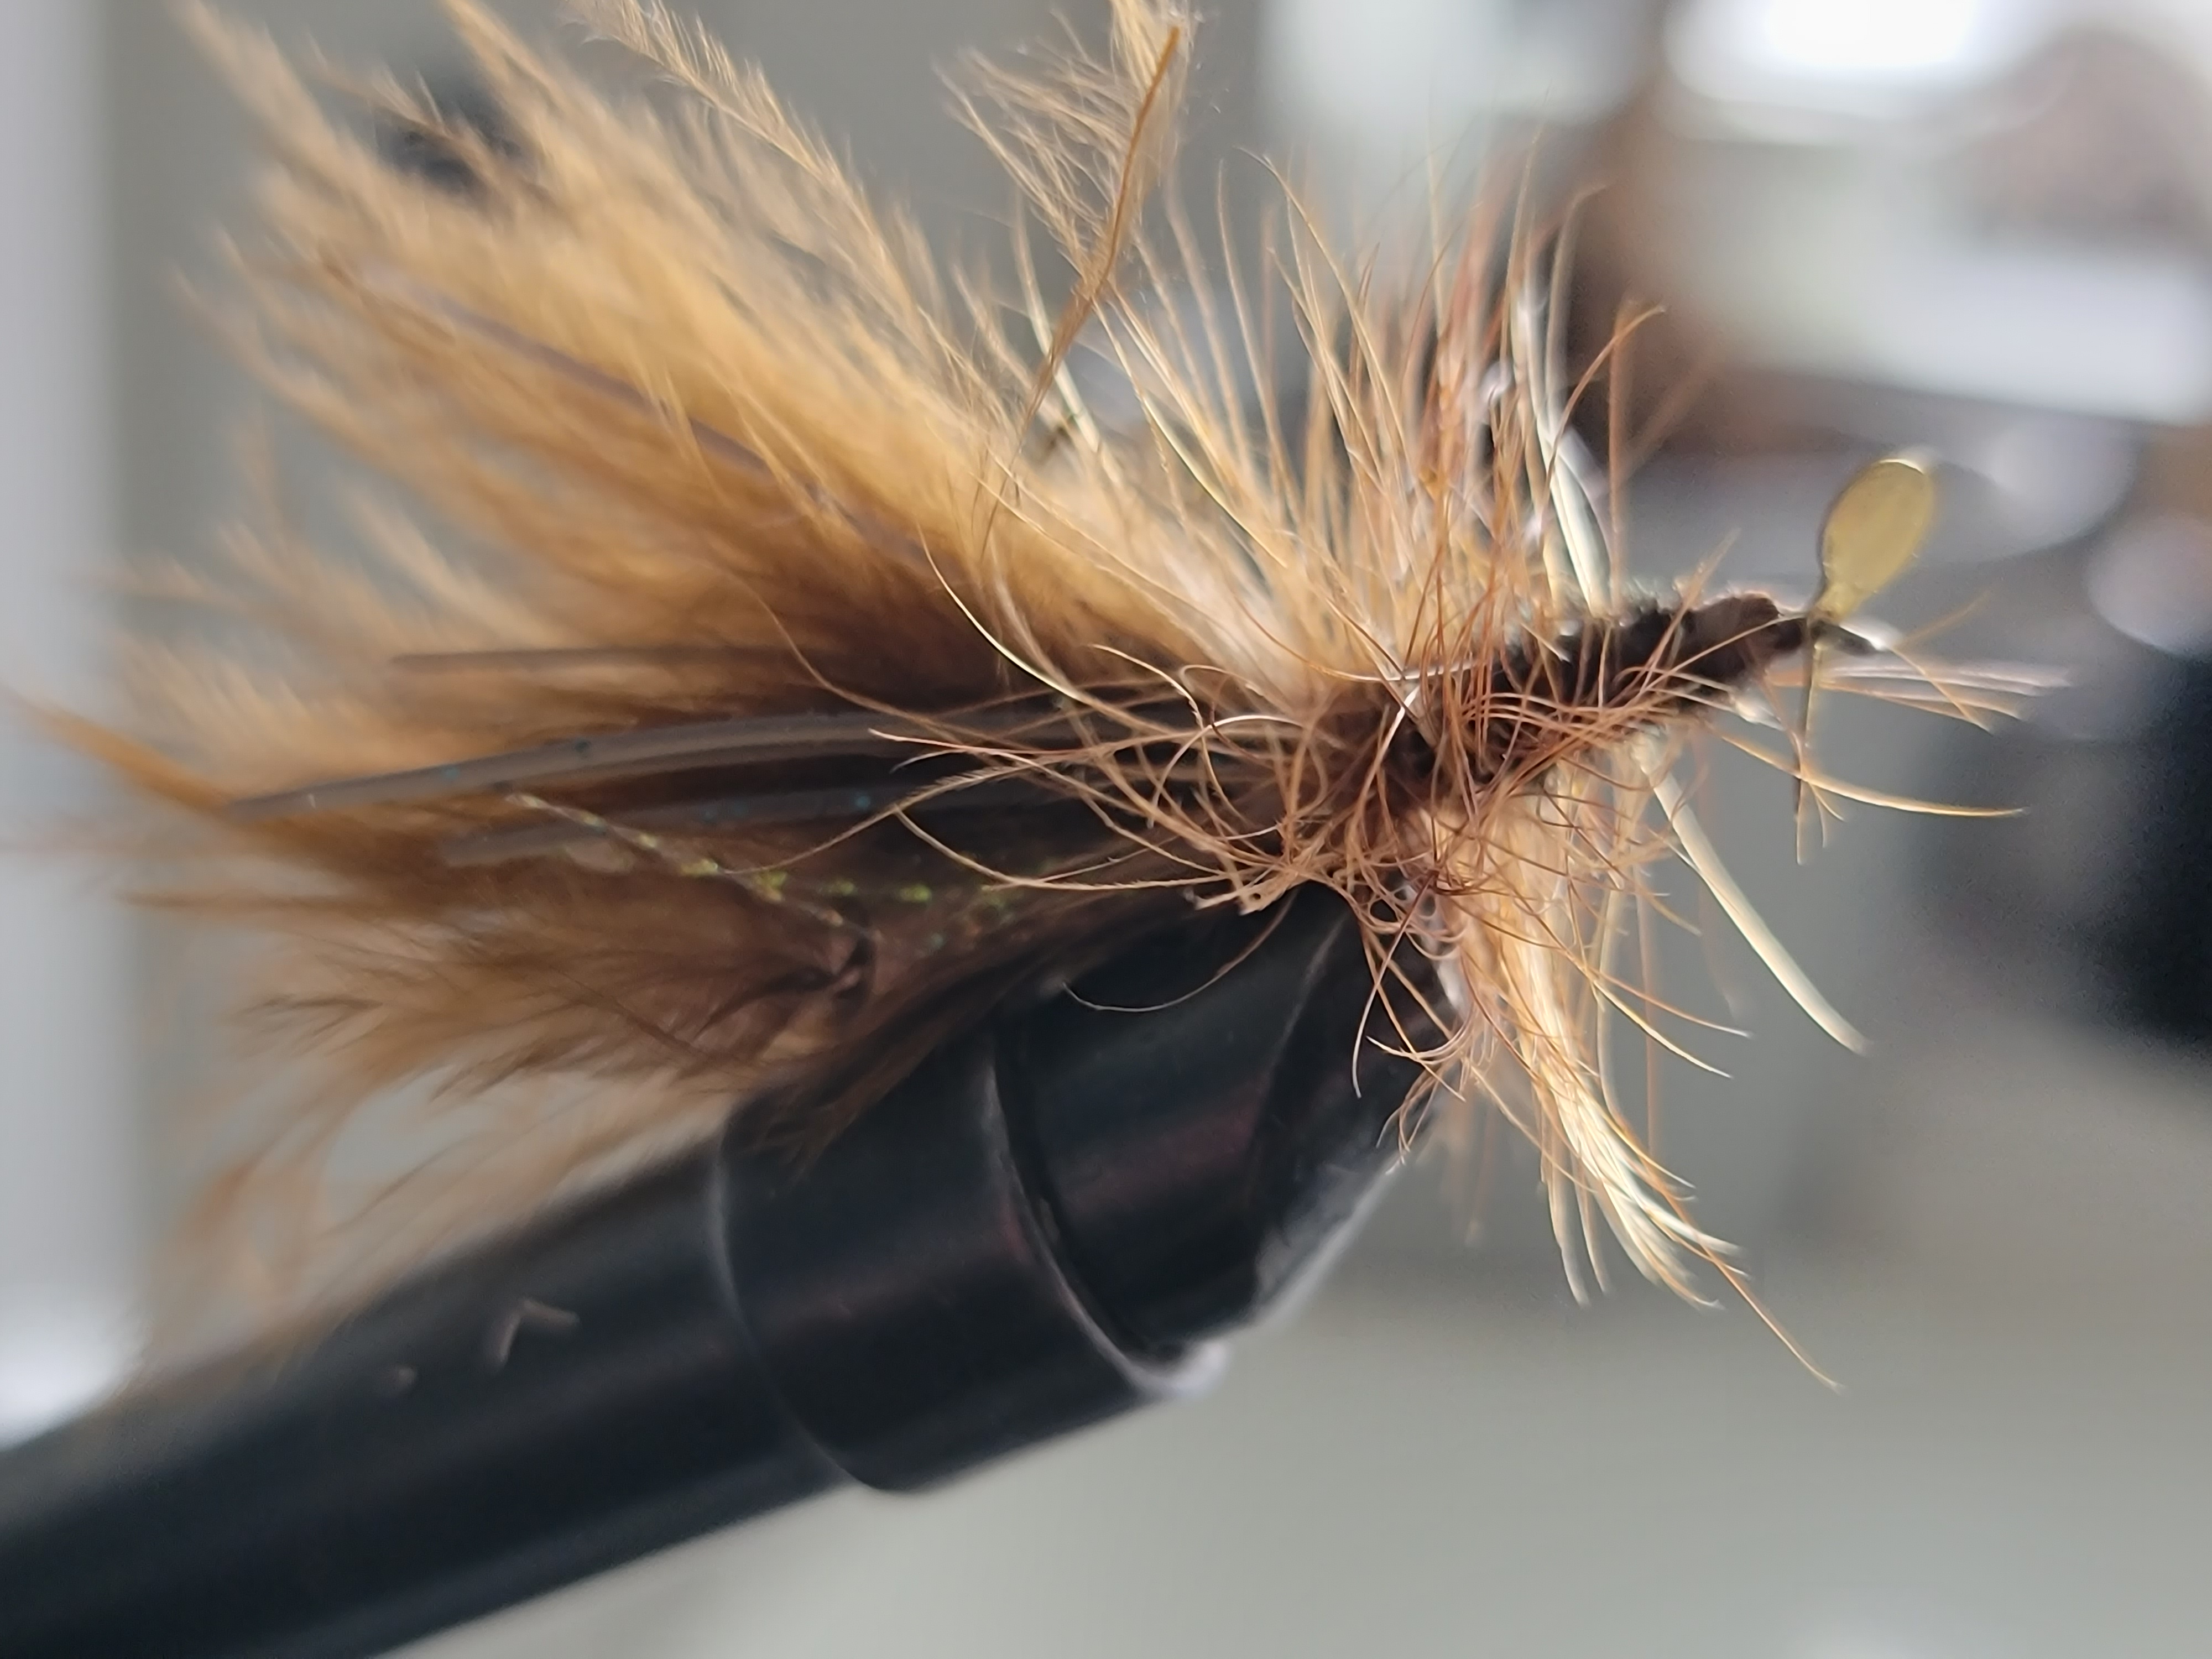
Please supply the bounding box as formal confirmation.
[78,0,2025,1334]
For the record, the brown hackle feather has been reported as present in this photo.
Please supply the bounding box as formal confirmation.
[71,0,2036,1341]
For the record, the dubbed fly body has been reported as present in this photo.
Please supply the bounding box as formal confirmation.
[71,0,2031,1328]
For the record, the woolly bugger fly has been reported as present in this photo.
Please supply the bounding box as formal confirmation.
[66,1,2031,1328]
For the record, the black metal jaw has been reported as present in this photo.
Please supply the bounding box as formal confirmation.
[0,886,1432,1659]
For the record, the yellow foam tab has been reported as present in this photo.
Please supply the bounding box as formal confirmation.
[1815,453,1938,623]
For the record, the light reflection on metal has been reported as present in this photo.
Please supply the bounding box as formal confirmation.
[1672,0,2051,112]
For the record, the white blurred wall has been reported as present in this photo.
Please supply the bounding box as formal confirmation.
[0,0,137,1443]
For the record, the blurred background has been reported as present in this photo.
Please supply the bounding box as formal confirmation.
[9,0,2212,1652]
